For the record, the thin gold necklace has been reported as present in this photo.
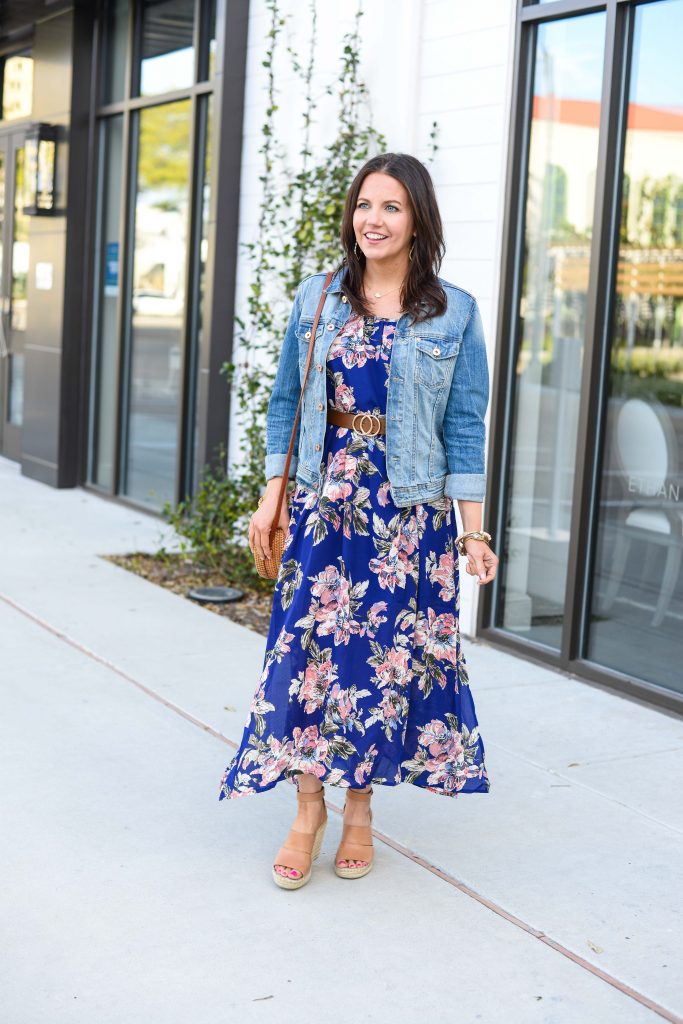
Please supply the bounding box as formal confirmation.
[364,283,401,300]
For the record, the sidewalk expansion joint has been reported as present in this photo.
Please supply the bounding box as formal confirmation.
[2,590,681,1024]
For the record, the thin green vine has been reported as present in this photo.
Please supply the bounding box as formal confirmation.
[163,1,439,590]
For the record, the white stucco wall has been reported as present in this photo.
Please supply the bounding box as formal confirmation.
[234,0,516,634]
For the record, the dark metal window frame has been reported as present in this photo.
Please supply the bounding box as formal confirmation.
[84,0,248,512]
[479,0,683,715]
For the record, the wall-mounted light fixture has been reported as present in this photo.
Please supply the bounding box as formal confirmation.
[23,123,59,215]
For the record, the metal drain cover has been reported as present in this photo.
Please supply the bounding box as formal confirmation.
[188,586,244,604]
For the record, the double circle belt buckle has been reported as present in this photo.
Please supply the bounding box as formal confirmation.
[351,411,382,436]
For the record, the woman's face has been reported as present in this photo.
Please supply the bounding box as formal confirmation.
[352,172,415,266]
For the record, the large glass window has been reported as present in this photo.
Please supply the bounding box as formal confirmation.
[8,145,28,426]
[122,99,191,508]
[190,95,212,497]
[90,0,220,509]
[1,53,33,121]
[496,13,606,649]
[139,0,195,96]
[491,0,683,706]
[587,0,683,693]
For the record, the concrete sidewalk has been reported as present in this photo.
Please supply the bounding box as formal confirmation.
[1,455,681,1024]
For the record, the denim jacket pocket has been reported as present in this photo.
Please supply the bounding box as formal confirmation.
[297,315,326,343]
[415,337,461,390]
[297,315,328,378]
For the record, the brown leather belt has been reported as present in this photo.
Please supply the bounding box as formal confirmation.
[327,408,386,435]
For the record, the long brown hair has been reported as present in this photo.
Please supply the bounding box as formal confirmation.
[336,153,447,324]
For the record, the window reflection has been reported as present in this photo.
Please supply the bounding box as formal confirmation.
[206,0,217,79]
[190,96,212,496]
[1,54,33,120]
[90,116,124,490]
[497,13,606,648]
[9,146,28,426]
[140,0,195,96]
[588,0,683,693]
[103,0,129,105]
[123,100,191,508]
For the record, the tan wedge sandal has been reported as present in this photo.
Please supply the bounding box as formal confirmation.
[334,786,374,879]
[272,783,327,890]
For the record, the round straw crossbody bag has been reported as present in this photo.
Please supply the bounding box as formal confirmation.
[253,271,333,580]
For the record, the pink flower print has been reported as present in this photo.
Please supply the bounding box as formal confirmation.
[310,567,360,645]
[418,719,463,761]
[322,449,357,501]
[377,481,392,506]
[362,600,388,638]
[369,542,409,592]
[272,627,295,662]
[378,690,402,729]
[334,383,355,412]
[290,725,329,778]
[310,564,345,606]
[317,597,361,646]
[299,658,338,713]
[354,744,378,785]
[424,733,480,792]
[250,735,295,786]
[379,322,395,359]
[301,487,319,511]
[398,514,420,556]
[375,647,411,690]
[426,758,467,794]
[420,609,459,665]
[329,315,370,368]
[430,550,456,602]
[249,683,275,717]
[326,683,353,725]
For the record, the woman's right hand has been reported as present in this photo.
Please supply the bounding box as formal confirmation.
[249,478,291,561]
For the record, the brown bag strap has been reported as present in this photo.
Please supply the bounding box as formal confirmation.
[269,270,334,545]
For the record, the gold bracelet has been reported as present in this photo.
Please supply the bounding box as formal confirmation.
[455,530,492,556]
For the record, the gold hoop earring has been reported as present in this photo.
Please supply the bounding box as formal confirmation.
[354,241,360,258]
[408,240,415,261]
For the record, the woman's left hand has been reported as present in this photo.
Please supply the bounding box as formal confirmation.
[462,539,499,586]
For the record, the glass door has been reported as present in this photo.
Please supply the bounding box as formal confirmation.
[494,13,607,650]
[586,0,683,693]
[0,129,29,462]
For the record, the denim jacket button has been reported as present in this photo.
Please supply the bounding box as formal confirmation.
[315,443,321,451]
[317,402,324,411]
[317,363,323,372]
[432,346,440,355]
[342,295,348,303]
[326,322,334,330]
[304,330,311,338]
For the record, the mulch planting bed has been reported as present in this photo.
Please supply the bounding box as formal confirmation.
[104,552,273,637]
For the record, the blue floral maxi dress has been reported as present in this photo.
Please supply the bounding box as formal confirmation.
[218,313,490,800]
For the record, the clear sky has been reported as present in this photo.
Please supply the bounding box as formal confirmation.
[535,0,683,110]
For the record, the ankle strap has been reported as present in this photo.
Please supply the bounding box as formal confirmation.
[345,786,372,800]
[296,785,325,802]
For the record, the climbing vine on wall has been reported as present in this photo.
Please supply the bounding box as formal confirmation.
[164,0,439,586]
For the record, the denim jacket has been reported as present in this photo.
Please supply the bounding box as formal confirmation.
[265,267,489,506]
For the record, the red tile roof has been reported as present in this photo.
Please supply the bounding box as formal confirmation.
[532,95,683,131]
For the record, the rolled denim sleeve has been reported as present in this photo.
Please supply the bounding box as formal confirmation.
[265,283,305,480]
[443,298,489,502]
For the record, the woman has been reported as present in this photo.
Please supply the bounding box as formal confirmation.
[219,152,498,890]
